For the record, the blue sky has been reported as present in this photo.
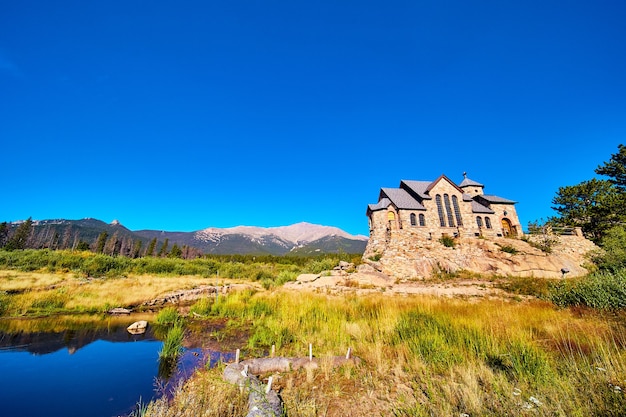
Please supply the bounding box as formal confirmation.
[1,1,625,236]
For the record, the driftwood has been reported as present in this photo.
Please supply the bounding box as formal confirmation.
[108,307,131,315]
[223,355,361,417]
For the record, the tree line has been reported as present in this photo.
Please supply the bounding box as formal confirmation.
[0,220,203,259]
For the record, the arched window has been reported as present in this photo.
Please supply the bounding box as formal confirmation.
[452,195,463,226]
[435,195,446,227]
[419,213,426,227]
[444,194,455,227]
[476,216,483,228]
[485,217,492,229]
[410,213,417,226]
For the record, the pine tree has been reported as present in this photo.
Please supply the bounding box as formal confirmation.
[0,222,9,248]
[146,238,157,257]
[132,240,143,258]
[5,218,33,250]
[169,243,182,258]
[95,232,108,253]
[157,238,169,257]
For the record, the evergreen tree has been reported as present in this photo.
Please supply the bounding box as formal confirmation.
[132,240,143,258]
[0,222,8,248]
[95,231,108,253]
[5,217,33,250]
[169,243,182,258]
[596,144,626,190]
[146,238,157,257]
[75,240,90,251]
[552,144,626,242]
[157,238,169,257]
[551,178,622,242]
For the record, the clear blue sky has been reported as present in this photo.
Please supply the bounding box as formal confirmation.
[1,1,625,236]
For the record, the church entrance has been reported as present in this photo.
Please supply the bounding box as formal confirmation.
[501,218,513,236]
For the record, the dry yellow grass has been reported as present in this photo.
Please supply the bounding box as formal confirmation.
[145,290,626,417]
[0,269,245,315]
[0,270,70,291]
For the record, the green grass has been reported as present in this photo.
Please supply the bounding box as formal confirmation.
[0,249,359,280]
[159,323,184,361]
[155,307,181,325]
[550,269,626,310]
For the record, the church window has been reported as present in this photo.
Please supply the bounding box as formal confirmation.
[452,195,463,226]
[410,213,417,226]
[444,194,455,227]
[476,216,483,228]
[436,195,446,227]
[485,217,492,229]
[419,213,426,226]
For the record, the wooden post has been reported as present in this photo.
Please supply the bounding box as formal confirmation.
[309,343,313,361]
[235,349,240,364]
[346,347,351,359]
[271,344,275,358]
[266,376,273,394]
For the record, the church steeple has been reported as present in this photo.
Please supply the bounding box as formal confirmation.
[459,172,485,196]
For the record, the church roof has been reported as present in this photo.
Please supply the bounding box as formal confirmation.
[479,194,517,204]
[400,180,433,200]
[471,201,495,214]
[380,188,426,210]
[367,198,391,212]
[459,176,484,188]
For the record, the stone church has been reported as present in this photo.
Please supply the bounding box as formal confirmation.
[366,173,522,255]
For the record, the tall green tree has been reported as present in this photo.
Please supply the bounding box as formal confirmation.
[132,240,143,258]
[157,238,169,257]
[5,217,33,250]
[0,222,8,248]
[95,231,108,253]
[146,238,157,257]
[169,243,182,258]
[596,144,626,190]
[552,144,626,242]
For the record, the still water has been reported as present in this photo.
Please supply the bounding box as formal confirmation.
[0,316,231,417]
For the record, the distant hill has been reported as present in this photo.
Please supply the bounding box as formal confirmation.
[135,222,369,255]
[5,219,368,256]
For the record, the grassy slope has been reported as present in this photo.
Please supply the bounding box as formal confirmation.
[1,250,625,416]
[145,290,626,417]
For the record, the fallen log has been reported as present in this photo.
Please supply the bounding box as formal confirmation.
[223,355,361,417]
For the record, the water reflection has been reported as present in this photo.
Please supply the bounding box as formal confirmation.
[0,315,236,417]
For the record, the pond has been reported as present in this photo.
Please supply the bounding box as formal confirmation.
[0,315,235,417]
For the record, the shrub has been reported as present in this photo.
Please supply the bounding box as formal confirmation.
[499,244,519,254]
[439,235,455,248]
[593,226,626,271]
[368,253,382,262]
[549,269,626,310]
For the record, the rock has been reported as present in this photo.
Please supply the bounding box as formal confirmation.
[296,274,320,283]
[127,320,148,335]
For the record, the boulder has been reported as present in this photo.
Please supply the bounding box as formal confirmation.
[127,320,148,335]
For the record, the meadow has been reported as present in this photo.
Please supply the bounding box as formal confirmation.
[140,289,626,417]
[1,249,625,416]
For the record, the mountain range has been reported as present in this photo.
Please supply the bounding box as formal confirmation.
[16,218,368,255]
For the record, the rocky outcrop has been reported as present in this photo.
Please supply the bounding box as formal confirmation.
[364,234,598,280]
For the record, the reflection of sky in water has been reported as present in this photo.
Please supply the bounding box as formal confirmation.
[1,339,162,417]
[0,339,234,417]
